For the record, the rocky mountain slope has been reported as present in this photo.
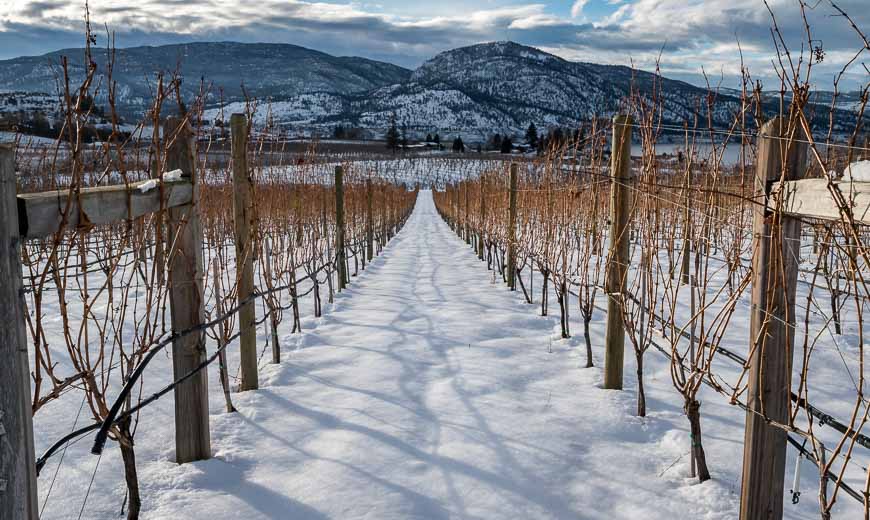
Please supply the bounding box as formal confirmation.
[0,42,411,116]
[204,42,746,137]
[1,40,862,138]
[344,42,741,136]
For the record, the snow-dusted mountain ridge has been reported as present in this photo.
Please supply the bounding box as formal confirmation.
[1,40,862,135]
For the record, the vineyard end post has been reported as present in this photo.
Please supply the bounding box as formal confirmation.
[464,181,471,245]
[0,144,38,520]
[335,166,348,290]
[366,178,374,262]
[478,175,486,260]
[230,113,259,391]
[739,117,806,520]
[507,163,518,291]
[165,116,212,463]
[603,114,633,390]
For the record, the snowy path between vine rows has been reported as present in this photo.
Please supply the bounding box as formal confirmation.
[124,190,731,520]
[42,190,851,519]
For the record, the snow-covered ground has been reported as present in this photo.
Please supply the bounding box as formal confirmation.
[32,190,862,519]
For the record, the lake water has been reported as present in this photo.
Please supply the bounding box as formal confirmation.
[631,142,749,166]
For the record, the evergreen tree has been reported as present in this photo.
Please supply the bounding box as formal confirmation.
[425,133,433,143]
[452,136,465,153]
[490,133,503,151]
[525,123,538,147]
[434,133,441,145]
[385,117,400,152]
[500,136,513,154]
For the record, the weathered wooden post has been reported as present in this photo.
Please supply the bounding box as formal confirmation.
[448,184,454,231]
[459,181,465,239]
[478,175,486,260]
[0,144,38,520]
[231,113,258,391]
[335,166,348,290]
[165,116,211,462]
[366,178,374,262]
[464,181,471,244]
[450,183,457,231]
[507,163,518,290]
[603,114,633,390]
[739,117,807,520]
[449,183,455,232]
[460,183,465,241]
[387,190,395,241]
[379,184,387,253]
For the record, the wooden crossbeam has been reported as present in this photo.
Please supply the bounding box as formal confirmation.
[18,179,193,239]
[772,178,870,225]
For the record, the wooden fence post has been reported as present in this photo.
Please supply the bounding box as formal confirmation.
[459,183,464,240]
[478,175,486,261]
[366,178,374,262]
[335,166,348,290]
[603,114,633,390]
[461,181,466,239]
[456,183,461,233]
[464,181,471,244]
[165,117,211,463]
[458,182,463,237]
[739,117,807,520]
[379,184,386,253]
[0,144,38,520]
[230,113,258,391]
[507,163,518,291]
[447,182,459,231]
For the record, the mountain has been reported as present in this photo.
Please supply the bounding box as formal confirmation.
[212,41,855,138]
[410,42,690,122]
[1,41,863,138]
[203,41,747,137]
[0,42,411,116]
[345,41,742,136]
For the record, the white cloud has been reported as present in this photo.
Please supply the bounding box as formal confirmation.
[570,0,588,19]
[0,0,866,89]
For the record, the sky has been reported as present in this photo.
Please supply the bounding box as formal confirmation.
[0,0,868,90]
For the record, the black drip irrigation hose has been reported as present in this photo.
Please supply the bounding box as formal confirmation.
[36,263,324,473]
[539,266,870,457]
[88,252,345,456]
[640,330,867,505]
[615,288,870,453]
[36,211,414,475]
[439,209,870,506]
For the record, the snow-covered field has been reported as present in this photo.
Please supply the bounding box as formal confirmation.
[31,190,864,519]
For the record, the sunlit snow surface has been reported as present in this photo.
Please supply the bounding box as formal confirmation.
[33,192,862,519]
